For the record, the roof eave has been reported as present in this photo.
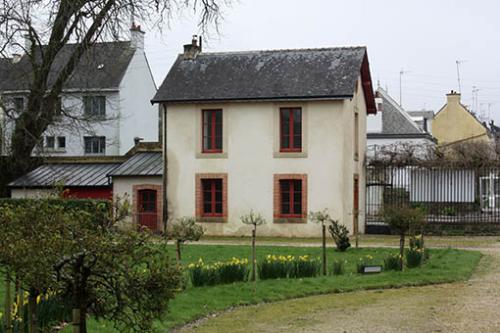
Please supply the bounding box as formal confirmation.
[360,52,377,115]
[151,95,354,105]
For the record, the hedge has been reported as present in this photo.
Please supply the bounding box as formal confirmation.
[0,198,111,222]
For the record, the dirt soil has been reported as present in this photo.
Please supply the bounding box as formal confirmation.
[177,247,500,333]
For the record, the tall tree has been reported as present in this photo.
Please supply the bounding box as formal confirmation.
[0,0,225,189]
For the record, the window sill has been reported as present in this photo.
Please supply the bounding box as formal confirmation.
[196,152,228,159]
[274,151,307,158]
[273,217,307,224]
[197,217,227,223]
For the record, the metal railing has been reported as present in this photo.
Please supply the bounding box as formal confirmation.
[366,165,500,226]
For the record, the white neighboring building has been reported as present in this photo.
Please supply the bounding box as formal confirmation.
[367,87,436,158]
[152,40,377,237]
[0,25,158,157]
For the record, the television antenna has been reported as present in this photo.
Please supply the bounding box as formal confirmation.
[456,60,467,93]
[399,69,411,108]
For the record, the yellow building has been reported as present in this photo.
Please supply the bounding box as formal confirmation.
[433,91,491,145]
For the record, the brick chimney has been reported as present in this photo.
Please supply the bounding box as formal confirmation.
[446,90,461,105]
[183,35,202,60]
[130,23,145,50]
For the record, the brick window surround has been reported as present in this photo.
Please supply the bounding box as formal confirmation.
[273,174,308,223]
[132,184,163,232]
[195,173,228,222]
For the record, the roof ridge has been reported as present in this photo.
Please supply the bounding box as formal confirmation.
[198,46,367,56]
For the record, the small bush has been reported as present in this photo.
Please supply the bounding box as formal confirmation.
[258,255,321,280]
[290,256,321,278]
[218,258,249,284]
[188,260,220,287]
[327,219,351,252]
[409,234,424,250]
[258,255,293,280]
[406,248,423,268]
[331,260,345,275]
[188,258,249,287]
[384,253,402,271]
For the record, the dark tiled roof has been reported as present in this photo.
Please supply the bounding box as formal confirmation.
[376,88,423,135]
[108,152,162,176]
[0,42,135,92]
[152,47,368,103]
[9,163,120,188]
[0,58,13,81]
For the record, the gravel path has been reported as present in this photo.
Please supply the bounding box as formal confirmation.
[178,247,500,333]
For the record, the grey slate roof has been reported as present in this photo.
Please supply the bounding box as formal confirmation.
[152,47,368,103]
[108,152,162,176]
[407,110,435,119]
[0,41,135,92]
[9,163,120,188]
[377,88,423,135]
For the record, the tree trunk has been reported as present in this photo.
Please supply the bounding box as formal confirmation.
[27,289,38,333]
[399,233,405,270]
[72,305,87,333]
[4,272,12,333]
[176,240,182,262]
[322,224,327,275]
[251,228,256,282]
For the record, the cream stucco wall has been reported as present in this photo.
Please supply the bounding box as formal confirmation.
[164,79,367,237]
[433,93,490,145]
[112,176,163,225]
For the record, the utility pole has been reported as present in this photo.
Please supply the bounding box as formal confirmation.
[399,69,410,107]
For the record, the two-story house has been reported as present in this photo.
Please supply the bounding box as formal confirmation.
[0,25,158,157]
[151,38,377,237]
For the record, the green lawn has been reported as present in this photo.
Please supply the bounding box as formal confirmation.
[63,244,482,332]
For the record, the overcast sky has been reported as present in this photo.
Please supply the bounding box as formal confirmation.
[142,0,500,123]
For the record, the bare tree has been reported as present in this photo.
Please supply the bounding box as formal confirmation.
[0,0,226,191]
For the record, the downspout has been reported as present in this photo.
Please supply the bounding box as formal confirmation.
[162,103,169,239]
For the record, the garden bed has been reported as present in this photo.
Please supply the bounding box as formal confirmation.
[57,244,482,333]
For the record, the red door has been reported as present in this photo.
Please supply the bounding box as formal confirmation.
[138,189,157,231]
[353,176,359,243]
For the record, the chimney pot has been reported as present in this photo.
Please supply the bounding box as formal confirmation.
[134,137,143,146]
[446,91,461,105]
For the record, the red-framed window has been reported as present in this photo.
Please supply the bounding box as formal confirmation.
[202,109,223,153]
[201,178,223,217]
[138,189,157,213]
[280,107,302,152]
[279,179,302,217]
